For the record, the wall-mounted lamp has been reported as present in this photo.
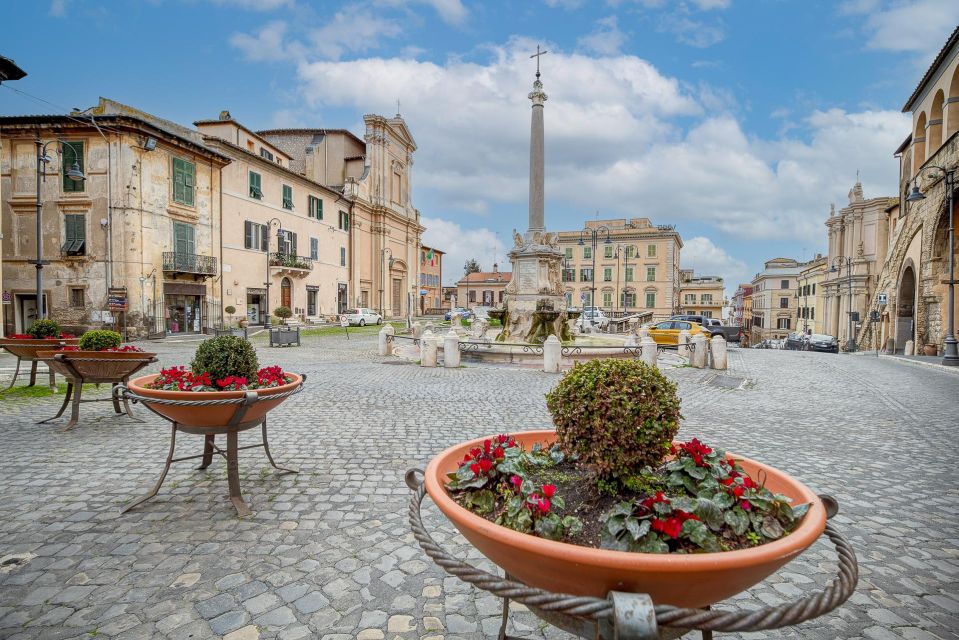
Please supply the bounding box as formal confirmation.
[143,137,157,152]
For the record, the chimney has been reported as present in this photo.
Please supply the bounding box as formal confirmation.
[493,262,498,274]
[219,110,232,121]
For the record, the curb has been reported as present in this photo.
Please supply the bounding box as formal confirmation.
[877,354,959,376]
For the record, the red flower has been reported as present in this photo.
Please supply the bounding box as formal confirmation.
[536,498,551,514]
[541,484,556,498]
[740,500,752,511]
[493,446,505,459]
[469,463,481,475]
[483,439,491,454]
[652,517,682,538]
[732,485,745,498]
[510,475,523,490]
[478,459,493,473]
[8,334,31,339]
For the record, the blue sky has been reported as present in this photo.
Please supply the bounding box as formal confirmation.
[3,0,958,288]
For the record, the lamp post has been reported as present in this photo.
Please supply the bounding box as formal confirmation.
[614,244,636,314]
[829,256,855,352]
[906,167,958,366]
[34,136,85,320]
[380,248,393,317]
[578,226,611,330]
[263,217,283,329]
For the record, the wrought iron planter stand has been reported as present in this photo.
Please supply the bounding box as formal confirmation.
[37,354,157,431]
[115,378,305,517]
[405,469,858,640]
[0,339,77,391]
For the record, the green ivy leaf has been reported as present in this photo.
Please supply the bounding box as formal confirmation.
[535,513,563,540]
[760,515,784,540]
[682,519,721,552]
[634,532,670,554]
[693,496,725,531]
[791,502,811,520]
[551,495,566,510]
[466,489,495,515]
[625,517,651,541]
[562,515,583,537]
[724,507,750,535]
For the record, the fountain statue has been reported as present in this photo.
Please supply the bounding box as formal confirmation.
[496,47,571,343]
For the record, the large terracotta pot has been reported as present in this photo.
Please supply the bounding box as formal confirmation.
[127,372,303,428]
[0,338,81,360]
[37,350,157,381]
[425,430,827,609]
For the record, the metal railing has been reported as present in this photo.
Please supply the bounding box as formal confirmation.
[162,252,218,276]
[269,252,313,271]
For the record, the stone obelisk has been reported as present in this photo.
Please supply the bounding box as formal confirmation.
[497,46,569,343]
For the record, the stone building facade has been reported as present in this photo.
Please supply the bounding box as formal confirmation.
[456,267,510,308]
[195,113,350,323]
[797,254,826,335]
[750,258,802,342]
[556,218,682,319]
[258,114,425,319]
[0,98,229,336]
[731,284,752,329]
[860,27,959,354]
[678,270,724,319]
[822,183,896,348]
[418,245,443,314]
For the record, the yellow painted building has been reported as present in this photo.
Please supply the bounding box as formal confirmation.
[678,269,724,319]
[797,255,826,335]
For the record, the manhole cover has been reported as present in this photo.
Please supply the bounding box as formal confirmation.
[705,374,745,389]
[382,360,413,365]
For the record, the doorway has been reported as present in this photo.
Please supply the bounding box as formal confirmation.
[166,294,202,334]
[246,289,266,325]
[15,294,48,332]
[280,277,292,309]
[337,284,348,314]
[895,265,916,353]
[392,278,402,316]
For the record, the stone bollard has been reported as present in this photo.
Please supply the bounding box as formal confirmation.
[625,334,638,347]
[677,330,690,359]
[690,334,707,368]
[378,325,395,356]
[444,330,460,368]
[420,330,437,367]
[640,336,658,368]
[543,335,561,373]
[710,334,728,370]
[638,326,650,340]
[904,339,914,356]
[411,321,425,340]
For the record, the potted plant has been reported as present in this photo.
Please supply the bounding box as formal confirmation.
[274,306,293,325]
[224,305,237,326]
[0,319,80,388]
[421,359,826,608]
[126,335,303,428]
[37,330,156,381]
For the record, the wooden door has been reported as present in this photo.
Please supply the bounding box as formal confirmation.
[392,278,402,316]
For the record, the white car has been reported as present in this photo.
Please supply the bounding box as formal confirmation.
[575,307,610,330]
[343,308,382,326]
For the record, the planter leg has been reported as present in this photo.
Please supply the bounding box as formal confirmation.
[38,382,73,424]
[111,383,123,415]
[60,381,82,431]
[121,424,177,514]
[261,420,297,474]
[197,435,215,470]
[227,430,252,517]
[48,368,56,393]
[5,357,21,390]
[497,595,511,640]
[28,360,37,387]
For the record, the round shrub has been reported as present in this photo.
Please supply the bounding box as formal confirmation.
[224,305,236,315]
[545,359,681,480]
[27,319,61,339]
[78,330,122,351]
[274,306,293,320]
[191,335,258,382]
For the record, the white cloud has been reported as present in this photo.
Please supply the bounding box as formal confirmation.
[308,7,403,60]
[658,14,725,48]
[544,0,584,7]
[49,0,68,17]
[421,217,508,284]
[681,236,749,292]
[230,21,303,62]
[846,0,959,59]
[210,0,293,9]
[690,0,731,9]
[577,16,628,55]
[372,0,468,25]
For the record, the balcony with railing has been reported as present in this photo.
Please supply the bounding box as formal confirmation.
[269,252,313,277]
[162,252,218,278]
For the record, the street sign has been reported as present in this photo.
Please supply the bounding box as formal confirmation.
[580,293,586,302]
[107,287,128,310]
[2,291,10,304]
[849,311,860,323]
[419,289,428,295]
[878,293,888,305]
[339,315,349,327]
[869,310,880,322]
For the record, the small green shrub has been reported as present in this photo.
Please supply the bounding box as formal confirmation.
[274,306,293,323]
[224,305,236,315]
[191,335,259,381]
[78,330,122,351]
[545,359,681,481]
[27,319,61,339]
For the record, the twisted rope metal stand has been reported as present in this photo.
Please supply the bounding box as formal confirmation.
[405,469,858,639]
[115,378,305,517]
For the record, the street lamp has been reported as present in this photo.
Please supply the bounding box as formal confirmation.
[829,256,855,352]
[578,225,611,330]
[905,166,958,366]
[263,217,283,328]
[614,244,636,315]
[380,248,393,317]
[34,137,86,319]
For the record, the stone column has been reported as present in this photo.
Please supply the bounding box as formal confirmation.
[528,78,548,233]
[677,330,690,359]
[378,325,394,356]
[710,334,727,370]
[640,336,657,368]
[543,335,561,373]
[690,334,707,368]
[412,321,424,340]
[444,330,460,368]
[420,330,437,367]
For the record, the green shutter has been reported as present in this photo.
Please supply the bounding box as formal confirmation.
[174,222,195,255]
[249,171,262,199]
[173,158,195,206]
[62,141,84,192]
[283,184,293,210]
[63,214,86,254]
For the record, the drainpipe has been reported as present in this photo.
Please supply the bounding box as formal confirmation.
[218,156,224,325]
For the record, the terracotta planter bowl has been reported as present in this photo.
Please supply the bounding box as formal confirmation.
[0,338,80,360]
[127,373,303,428]
[425,430,827,608]
[36,350,157,381]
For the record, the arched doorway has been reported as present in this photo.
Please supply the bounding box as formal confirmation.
[895,265,916,353]
[281,277,292,310]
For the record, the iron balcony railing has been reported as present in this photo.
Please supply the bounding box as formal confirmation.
[162,252,218,276]
[269,252,313,271]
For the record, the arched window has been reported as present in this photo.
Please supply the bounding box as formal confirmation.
[947,66,959,139]
[913,112,927,170]
[929,90,944,154]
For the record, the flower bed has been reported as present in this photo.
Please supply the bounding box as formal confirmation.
[148,364,292,392]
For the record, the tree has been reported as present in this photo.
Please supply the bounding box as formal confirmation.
[464,258,481,275]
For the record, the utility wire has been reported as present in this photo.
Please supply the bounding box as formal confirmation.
[1,84,126,136]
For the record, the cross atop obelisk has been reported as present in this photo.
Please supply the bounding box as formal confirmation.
[527,46,548,233]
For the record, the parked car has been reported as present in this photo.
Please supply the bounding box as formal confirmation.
[807,333,839,353]
[670,315,741,343]
[444,307,473,321]
[576,307,610,330]
[343,308,382,326]
[646,320,708,345]
[784,332,810,351]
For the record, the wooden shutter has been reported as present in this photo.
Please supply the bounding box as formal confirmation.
[244,221,253,249]
[291,232,298,256]
[174,222,195,255]
[261,224,268,252]
[62,141,84,192]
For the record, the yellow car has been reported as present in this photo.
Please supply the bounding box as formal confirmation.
[646,320,707,345]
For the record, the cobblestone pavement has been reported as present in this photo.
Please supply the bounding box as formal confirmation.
[0,334,956,640]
